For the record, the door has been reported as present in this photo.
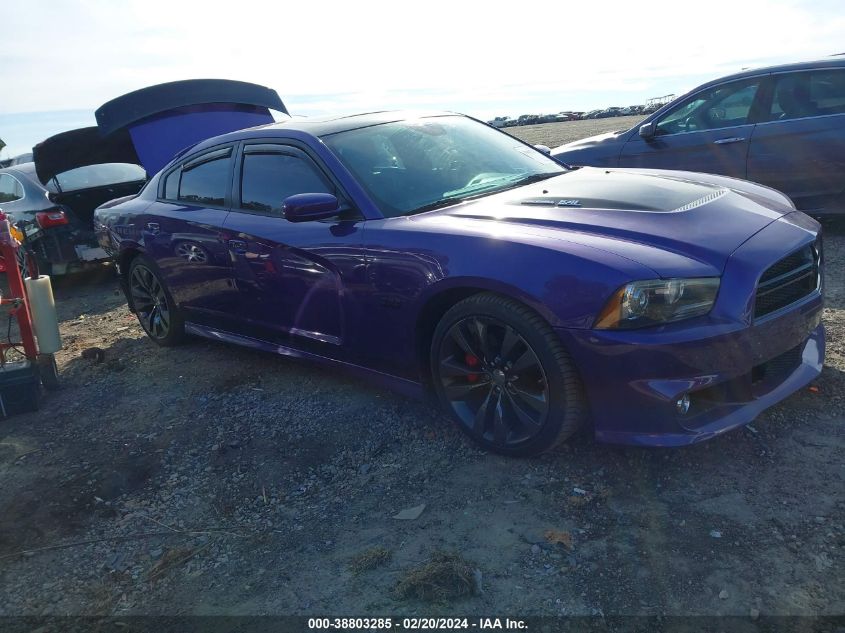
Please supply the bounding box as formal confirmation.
[221,142,366,351]
[619,78,763,178]
[142,146,238,322]
[748,68,845,214]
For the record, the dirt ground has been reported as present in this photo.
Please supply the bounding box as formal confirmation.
[0,118,842,620]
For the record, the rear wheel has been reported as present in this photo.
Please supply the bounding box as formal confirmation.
[127,256,184,346]
[431,293,585,456]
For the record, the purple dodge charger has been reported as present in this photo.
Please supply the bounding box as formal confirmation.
[95,111,824,455]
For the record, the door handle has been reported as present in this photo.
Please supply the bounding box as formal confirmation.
[145,222,160,234]
[228,239,247,253]
[713,137,745,145]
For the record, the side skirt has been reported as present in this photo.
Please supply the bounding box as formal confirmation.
[184,321,425,399]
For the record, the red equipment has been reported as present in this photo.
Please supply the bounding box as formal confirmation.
[0,210,58,415]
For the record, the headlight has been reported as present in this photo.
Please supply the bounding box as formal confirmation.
[594,278,720,329]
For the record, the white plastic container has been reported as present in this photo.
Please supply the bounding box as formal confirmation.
[24,275,63,354]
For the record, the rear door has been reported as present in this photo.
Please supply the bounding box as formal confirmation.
[142,145,238,323]
[619,77,764,178]
[747,68,845,214]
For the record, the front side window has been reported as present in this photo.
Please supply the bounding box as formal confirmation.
[656,80,760,135]
[323,115,565,217]
[770,69,845,121]
[178,149,231,206]
[240,151,333,214]
[0,174,24,203]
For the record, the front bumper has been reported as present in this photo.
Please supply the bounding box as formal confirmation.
[557,288,823,447]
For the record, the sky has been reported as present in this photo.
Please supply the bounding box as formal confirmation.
[1,0,844,157]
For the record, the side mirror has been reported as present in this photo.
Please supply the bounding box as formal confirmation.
[283,193,340,222]
[639,122,657,140]
[534,144,552,155]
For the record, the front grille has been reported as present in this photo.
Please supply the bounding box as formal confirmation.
[752,343,803,385]
[754,243,819,319]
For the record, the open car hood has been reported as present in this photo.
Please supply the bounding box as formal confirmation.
[33,79,287,184]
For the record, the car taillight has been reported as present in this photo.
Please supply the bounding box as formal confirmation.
[35,209,69,228]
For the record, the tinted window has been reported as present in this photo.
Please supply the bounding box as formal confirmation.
[770,69,845,120]
[179,155,230,206]
[240,152,332,214]
[164,169,180,200]
[0,174,24,203]
[52,163,146,192]
[656,80,759,135]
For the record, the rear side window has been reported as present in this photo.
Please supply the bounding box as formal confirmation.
[0,174,24,203]
[163,169,179,200]
[240,151,332,214]
[770,69,845,120]
[177,148,232,206]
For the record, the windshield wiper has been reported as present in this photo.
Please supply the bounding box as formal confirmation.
[499,172,561,190]
[407,196,468,215]
[405,173,564,216]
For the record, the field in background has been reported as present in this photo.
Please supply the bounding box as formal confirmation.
[504,115,645,148]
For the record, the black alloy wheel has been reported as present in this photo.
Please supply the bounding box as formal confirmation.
[128,256,184,346]
[432,293,585,456]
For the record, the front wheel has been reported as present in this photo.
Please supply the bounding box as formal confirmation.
[431,293,585,456]
[127,256,184,347]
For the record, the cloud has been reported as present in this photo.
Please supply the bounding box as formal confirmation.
[1,0,842,125]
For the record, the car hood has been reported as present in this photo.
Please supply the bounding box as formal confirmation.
[427,167,795,276]
[552,129,627,154]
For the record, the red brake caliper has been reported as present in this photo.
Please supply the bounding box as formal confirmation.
[465,353,480,382]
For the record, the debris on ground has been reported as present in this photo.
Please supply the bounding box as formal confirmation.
[393,503,426,521]
[348,546,392,575]
[80,347,105,362]
[394,551,478,602]
[544,530,574,550]
[147,547,199,581]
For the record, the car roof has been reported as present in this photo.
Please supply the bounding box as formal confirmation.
[695,57,845,89]
[189,110,463,153]
[0,162,38,180]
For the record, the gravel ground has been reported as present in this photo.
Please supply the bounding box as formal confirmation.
[0,118,842,619]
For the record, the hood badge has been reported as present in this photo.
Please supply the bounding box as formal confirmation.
[519,198,582,207]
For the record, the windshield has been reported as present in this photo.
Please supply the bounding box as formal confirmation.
[49,163,146,193]
[322,116,566,217]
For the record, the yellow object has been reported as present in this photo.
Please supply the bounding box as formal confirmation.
[24,275,63,354]
[9,225,23,242]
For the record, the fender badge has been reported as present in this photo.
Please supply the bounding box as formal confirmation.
[557,199,581,207]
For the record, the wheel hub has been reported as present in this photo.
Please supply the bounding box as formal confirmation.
[438,316,551,449]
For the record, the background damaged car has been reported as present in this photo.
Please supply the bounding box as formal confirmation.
[12,79,287,276]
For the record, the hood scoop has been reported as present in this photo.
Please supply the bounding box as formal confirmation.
[508,170,728,214]
[514,195,663,212]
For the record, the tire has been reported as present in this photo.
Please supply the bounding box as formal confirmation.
[37,353,60,391]
[430,292,585,457]
[127,255,184,347]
